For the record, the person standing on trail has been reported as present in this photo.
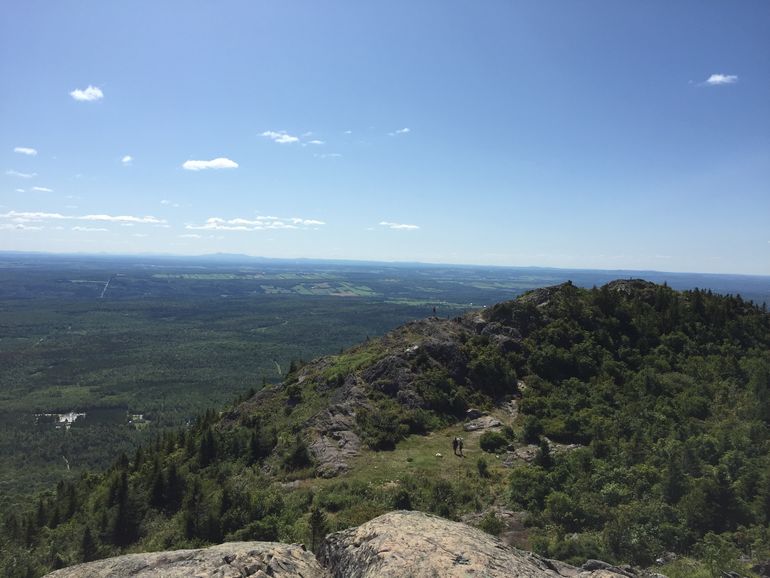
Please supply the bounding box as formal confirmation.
[458,437,464,457]
[452,437,459,456]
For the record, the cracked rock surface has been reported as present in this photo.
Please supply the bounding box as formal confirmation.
[44,541,328,578]
[318,510,631,578]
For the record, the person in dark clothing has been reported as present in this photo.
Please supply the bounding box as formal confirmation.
[458,437,464,457]
[452,437,459,456]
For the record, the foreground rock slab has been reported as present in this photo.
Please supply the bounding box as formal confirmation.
[45,541,328,578]
[318,510,630,578]
[44,511,639,578]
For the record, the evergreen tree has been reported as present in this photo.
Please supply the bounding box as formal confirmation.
[308,506,328,553]
[80,526,97,562]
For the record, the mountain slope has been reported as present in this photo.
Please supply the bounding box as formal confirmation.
[3,280,769,577]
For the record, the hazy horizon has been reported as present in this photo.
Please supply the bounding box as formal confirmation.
[3,249,770,280]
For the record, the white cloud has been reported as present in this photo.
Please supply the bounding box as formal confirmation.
[15,189,25,193]
[379,221,419,230]
[182,157,238,171]
[344,130,353,135]
[1,211,67,222]
[261,130,300,144]
[0,210,166,225]
[72,226,109,232]
[389,127,411,136]
[186,215,325,231]
[0,223,43,231]
[161,199,180,207]
[307,139,325,145]
[705,74,738,86]
[6,170,37,178]
[122,155,133,165]
[81,214,165,224]
[70,85,104,101]
[14,147,37,156]
[31,186,54,192]
[132,233,149,238]
[289,217,326,226]
[179,233,202,238]
[314,153,342,159]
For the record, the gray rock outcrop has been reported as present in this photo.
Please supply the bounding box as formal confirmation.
[464,415,503,431]
[44,541,328,578]
[318,510,632,578]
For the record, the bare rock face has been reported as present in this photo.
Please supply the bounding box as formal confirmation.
[307,379,369,478]
[44,541,328,578]
[464,415,503,431]
[318,510,631,578]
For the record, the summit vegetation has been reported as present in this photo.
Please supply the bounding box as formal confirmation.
[2,279,769,577]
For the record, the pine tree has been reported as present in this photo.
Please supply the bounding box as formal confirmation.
[308,506,328,553]
[80,526,97,562]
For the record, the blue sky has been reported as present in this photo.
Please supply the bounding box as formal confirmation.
[1,1,768,274]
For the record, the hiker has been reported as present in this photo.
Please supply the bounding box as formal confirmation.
[458,437,464,457]
[452,437,459,456]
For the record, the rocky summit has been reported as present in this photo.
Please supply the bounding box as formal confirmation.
[45,511,640,578]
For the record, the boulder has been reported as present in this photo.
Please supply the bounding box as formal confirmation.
[44,542,327,578]
[465,408,486,420]
[464,415,503,431]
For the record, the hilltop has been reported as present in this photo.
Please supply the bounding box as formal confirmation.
[3,280,769,577]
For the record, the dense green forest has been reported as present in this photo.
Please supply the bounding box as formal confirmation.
[1,280,769,577]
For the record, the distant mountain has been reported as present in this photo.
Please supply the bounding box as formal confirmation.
[3,280,769,577]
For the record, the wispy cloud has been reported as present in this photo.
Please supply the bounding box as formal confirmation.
[314,153,342,159]
[261,130,300,144]
[70,85,104,101]
[6,170,37,178]
[14,147,37,156]
[379,221,419,230]
[161,199,180,207]
[0,210,166,225]
[307,139,325,145]
[182,157,238,171]
[15,189,25,193]
[31,186,54,192]
[389,127,411,136]
[186,215,325,231]
[2,211,67,221]
[72,226,109,232]
[81,214,165,224]
[705,73,738,86]
[289,218,325,226]
[121,155,133,165]
[0,223,43,231]
[179,233,202,238]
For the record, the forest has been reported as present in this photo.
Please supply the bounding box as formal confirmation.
[1,277,768,577]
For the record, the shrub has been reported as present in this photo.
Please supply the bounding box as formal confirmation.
[480,431,508,453]
[282,436,312,471]
[478,511,503,536]
[522,415,543,444]
[357,407,409,450]
[477,457,490,479]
